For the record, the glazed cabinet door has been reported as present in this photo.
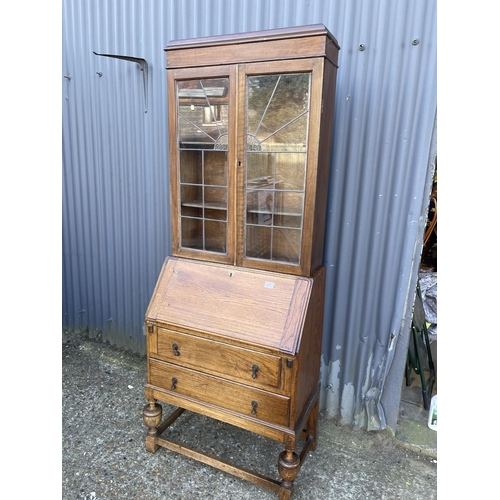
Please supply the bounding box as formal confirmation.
[168,65,238,264]
[168,58,326,276]
[237,59,324,276]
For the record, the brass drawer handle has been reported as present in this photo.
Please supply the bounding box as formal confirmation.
[251,400,258,415]
[172,343,180,356]
[252,364,259,379]
[171,377,178,390]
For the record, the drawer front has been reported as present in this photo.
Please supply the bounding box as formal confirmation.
[149,359,289,427]
[155,327,282,390]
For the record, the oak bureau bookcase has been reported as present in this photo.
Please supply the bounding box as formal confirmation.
[143,24,339,499]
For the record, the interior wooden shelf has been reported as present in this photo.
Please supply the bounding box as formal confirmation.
[182,200,227,210]
[247,206,302,217]
[181,200,302,217]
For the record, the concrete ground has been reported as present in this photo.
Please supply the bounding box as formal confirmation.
[62,329,437,500]
[395,341,437,460]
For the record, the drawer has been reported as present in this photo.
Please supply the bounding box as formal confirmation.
[153,327,282,390]
[149,359,289,427]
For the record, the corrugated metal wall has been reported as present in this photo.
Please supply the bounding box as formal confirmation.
[62,0,437,431]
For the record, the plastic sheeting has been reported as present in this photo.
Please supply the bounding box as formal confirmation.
[418,271,437,342]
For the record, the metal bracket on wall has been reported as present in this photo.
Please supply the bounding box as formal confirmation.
[93,51,148,113]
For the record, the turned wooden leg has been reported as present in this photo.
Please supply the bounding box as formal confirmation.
[143,399,162,452]
[278,450,300,499]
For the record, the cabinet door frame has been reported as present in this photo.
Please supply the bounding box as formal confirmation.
[168,58,326,276]
[168,65,238,264]
[236,58,324,276]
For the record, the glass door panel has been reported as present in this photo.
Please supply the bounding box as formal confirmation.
[272,228,301,263]
[177,77,229,253]
[204,151,228,185]
[204,187,228,217]
[180,185,203,217]
[274,192,303,228]
[246,226,271,260]
[275,152,306,191]
[181,218,203,250]
[246,188,274,225]
[205,221,227,253]
[244,73,311,264]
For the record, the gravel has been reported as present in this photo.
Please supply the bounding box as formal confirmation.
[62,329,437,500]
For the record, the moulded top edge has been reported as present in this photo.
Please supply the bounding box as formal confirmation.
[165,23,340,52]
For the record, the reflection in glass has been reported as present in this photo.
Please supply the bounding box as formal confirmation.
[245,73,311,264]
[178,78,229,149]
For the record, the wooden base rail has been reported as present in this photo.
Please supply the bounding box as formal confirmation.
[143,403,316,499]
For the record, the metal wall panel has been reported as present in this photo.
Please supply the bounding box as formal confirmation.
[62,0,437,430]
